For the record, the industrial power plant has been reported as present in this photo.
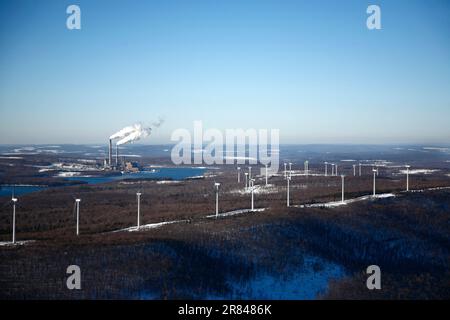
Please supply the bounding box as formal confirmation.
[105,120,163,171]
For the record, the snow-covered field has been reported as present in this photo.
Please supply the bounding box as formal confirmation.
[408,186,450,193]
[296,193,396,208]
[398,169,440,175]
[230,184,281,195]
[78,159,98,164]
[0,240,34,247]
[115,220,187,233]
[187,175,205,179]
[38,162,100,174]
[423,147,450,153]
[110,207,267,234]
[206,208,265,218]
[157,180,182,184]
[55,171,93,178]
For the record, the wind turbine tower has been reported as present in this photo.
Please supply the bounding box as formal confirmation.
[405,165,410,191]
[359,163,362,176]
[115,145,119,167]
[353,164,356,176]
[237,167,241,183]
[108,139,112,166]
[372,169,377,196]
[11,197,17,244]
[214,183,220,218]
[75,199,81,236]
[250,178,255,211]
[341,175,345,203]
[136,192,141,229]
[286,175,291,207]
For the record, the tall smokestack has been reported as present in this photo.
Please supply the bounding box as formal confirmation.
[116,144,119,167]
[109,139,112,166]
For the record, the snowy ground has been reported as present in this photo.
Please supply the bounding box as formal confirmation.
[294,193,396,208]
[398,169,440,175]
[111,208,267,234]
[407,186,450,193]
[0,240,34,247]
[38,162,101,175]
[113,220,188,233]
[423,147,450,153]
[156,180,182,184]
[55,171,93,178]
[206,208,265,218]
[230,184,280,195]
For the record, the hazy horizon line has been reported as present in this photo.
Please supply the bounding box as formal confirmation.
[1,142,449,147]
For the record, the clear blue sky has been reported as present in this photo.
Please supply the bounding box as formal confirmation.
[0,0,449,144]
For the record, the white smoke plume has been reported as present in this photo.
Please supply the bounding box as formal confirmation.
[109,124,139,140]
[116,124,151,145]
[110,119,163,145]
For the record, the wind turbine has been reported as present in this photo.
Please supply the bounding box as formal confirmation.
[341,175,345,203]
[237,167,241,183]
[214,183,220,218]
[335,164,338,176]
[331,163,335,176]
[1,189,19,244]
[248,166,252,180]
[284,163,287,178]
[405,165,410,191]
[136,192,142,229]
[324,162,328,176]
[286,175,291,207]
[353,164,356,176]
[372,169,377,196]
[249,178,255,211]
[11,197,18,244]
[75,198,81,236]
